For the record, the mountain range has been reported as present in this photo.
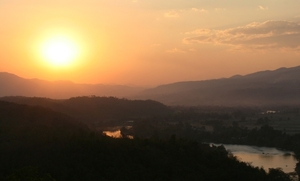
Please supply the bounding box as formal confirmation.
[0,72,142,98]
[135,66,300,106]
[1,65,300,107]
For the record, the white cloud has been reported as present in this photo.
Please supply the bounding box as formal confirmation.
[258,5,268,10]
[191,8,208,13]
[184,20,300,50]
[185,29,211,35]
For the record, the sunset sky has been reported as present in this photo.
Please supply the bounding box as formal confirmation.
[1,0,300,86]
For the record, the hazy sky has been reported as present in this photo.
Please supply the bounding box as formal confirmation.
[1,0,300,86]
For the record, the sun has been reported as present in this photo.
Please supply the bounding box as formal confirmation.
[40,35,79,67]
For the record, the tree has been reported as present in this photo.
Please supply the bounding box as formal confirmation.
[7,167,56,181]
[268,168,292,181]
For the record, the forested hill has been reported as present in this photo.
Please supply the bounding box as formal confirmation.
[0,100,86,149]
[0,96,172,127]
[135,65,300,106]
[0,101,292,180]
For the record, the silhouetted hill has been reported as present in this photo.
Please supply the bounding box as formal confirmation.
[0,96,172,127]
[0,100,291,180]
[0,72,143,98]
[0,100,86,149]
[135,66,300,106]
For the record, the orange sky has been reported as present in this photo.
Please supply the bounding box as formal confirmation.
[1,0,300,86]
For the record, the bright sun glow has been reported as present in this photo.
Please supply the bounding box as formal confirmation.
[41,36,79,67]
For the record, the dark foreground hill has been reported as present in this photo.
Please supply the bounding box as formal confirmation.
[0,72,142,98]
[135,66,300,106]
[0,96,172,127]
[0,101,292,181]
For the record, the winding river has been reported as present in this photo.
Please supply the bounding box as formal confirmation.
[103,130,297,174]
[212,144,297,173]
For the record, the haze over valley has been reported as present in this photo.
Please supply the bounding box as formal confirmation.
[1,0,300,180]
[2,65,300,107]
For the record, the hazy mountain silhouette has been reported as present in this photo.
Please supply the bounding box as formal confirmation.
[135,66,300,106]
[0,72,143,98]
[2,65,300,107]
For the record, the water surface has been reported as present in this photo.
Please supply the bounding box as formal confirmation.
[213,144,297,173]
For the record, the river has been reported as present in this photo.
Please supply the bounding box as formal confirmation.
[212,144,297,173]
[102,130,297,174]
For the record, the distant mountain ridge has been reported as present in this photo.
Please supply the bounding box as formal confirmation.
[2,66,300,106]
[0,72,143,98]
[135,66,300,106]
